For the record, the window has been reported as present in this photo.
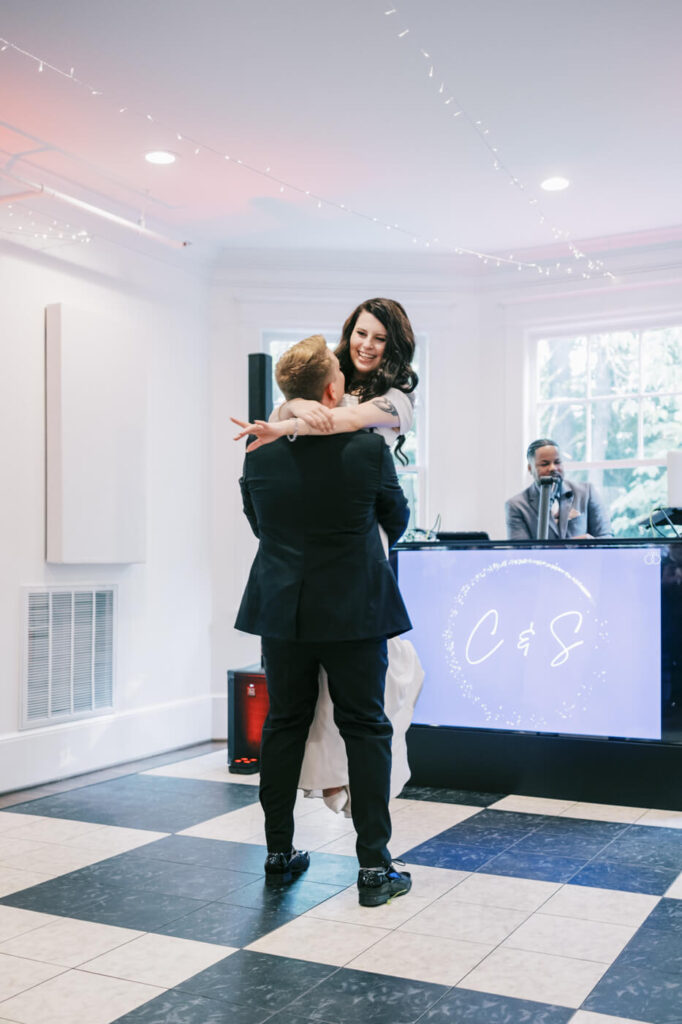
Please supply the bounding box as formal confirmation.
[263,330,425,529]
[535,325,682,535]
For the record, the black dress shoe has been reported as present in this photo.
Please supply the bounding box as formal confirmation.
[357,861,412,906]
[264,848,310,881]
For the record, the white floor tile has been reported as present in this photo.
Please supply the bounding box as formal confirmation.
[489,794,577,815]
[246,914,389,966]
[315,833,359,856]
[559,803,649,824]
[0,968,162,1024]
[1,817,103,844]
[308,865,465,928]
[390,800,480,829]
[81,932,235,987]
[571,1012,649,1024]
[0,953,65,1001]
[541,884,659,927]
[459,946,608,1008]
[0,907,57,943]
[0,867,53,897]
[142,750,228,778]
[436,872,561,912]
[0,813,46,835]
[1,844,113,876]
[503,912,636,963]
[0,837,48,862]
[636,808,682,829]
[180,803,265,841]
[348,929,490,986]
[401,898,529,945]
[0,918,143,968]
[65,825,168,854]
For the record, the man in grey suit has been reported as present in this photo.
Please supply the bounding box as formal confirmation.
[506,438,612,540]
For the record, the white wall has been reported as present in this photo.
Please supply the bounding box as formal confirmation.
[0,239,213,791]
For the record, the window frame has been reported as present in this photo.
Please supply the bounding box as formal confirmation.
[527,312,682,531]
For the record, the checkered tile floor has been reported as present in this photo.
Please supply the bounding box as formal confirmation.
[0,748,681,1023]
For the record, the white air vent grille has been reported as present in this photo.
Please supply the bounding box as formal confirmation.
[23,587,115,727]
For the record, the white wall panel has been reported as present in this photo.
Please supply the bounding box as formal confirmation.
[45,303,146,563]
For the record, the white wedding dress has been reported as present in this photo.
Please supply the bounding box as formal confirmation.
[297,392,425,814]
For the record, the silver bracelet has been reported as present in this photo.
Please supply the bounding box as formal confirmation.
[287,417,299,442]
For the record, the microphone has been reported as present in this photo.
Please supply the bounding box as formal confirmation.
[549,473,562,500]
[537,475,556,539]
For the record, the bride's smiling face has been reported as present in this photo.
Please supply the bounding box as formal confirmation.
[349,311,387,379]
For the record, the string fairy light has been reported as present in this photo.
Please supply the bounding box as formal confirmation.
[0,32,613,278]
[0,198,92,248]
[383,6,615,281]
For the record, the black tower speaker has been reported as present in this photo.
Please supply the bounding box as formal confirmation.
[248,353,273,422]
[227,665,269,773]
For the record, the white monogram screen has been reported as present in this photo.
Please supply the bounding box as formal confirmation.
[400,548,661,740]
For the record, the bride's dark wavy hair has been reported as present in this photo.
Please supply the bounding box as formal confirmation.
[335,298,418,464]
[336,297,418,400]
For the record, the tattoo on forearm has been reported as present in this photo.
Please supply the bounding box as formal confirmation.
[371,397,399,417]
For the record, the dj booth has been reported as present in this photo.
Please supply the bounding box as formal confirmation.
[229,537,682,810]
[400,538,682,810]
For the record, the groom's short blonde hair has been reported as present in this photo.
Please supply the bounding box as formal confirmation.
[275,335,333,401]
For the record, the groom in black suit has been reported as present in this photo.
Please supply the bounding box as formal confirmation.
[235,335,413,906]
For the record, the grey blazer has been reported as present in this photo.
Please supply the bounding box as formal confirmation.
[505,479,612,540]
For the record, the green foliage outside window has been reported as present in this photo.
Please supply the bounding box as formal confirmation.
[537,327,682,536]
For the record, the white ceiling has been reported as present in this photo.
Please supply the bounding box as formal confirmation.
[1,0,681,267]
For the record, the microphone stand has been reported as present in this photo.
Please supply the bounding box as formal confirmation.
[537,476,558,539]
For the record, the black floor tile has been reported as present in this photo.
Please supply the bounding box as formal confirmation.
[569,858,680,895]
[640,897,682,933]
[419,987,575,1022]
[402,839,497,871]
[8,775,259,832]
[303,853,358,888]
[399,786,504,807]
[133,835,269,873]
[154,899,296,946]
[112,988,271,1023]
[0,741,224,808]
[595,824,682,871]
[290,966,448,1024]
[617,923,682,974]
[178,950,336,1013]
[479,849,588,883]
[582,959,682,1023]
[508,830,613,860]
[534,818,628,841]
[459,809,549,832]
[1,875,209,930]
[219,877,345,914]
[66,850,258,901]
[265,1011,338,1024]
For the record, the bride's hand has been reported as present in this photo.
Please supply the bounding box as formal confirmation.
[231,417,283,451]
[286,399,333,432]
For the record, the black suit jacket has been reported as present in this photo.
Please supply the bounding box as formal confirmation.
[235,432,412,642]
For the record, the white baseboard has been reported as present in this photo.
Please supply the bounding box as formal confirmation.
[0,696,214,794]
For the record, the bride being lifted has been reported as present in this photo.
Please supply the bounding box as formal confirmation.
[233,297,424,814]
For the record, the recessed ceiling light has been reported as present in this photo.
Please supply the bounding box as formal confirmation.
[145,151,177,165]
[541,176,570,192]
